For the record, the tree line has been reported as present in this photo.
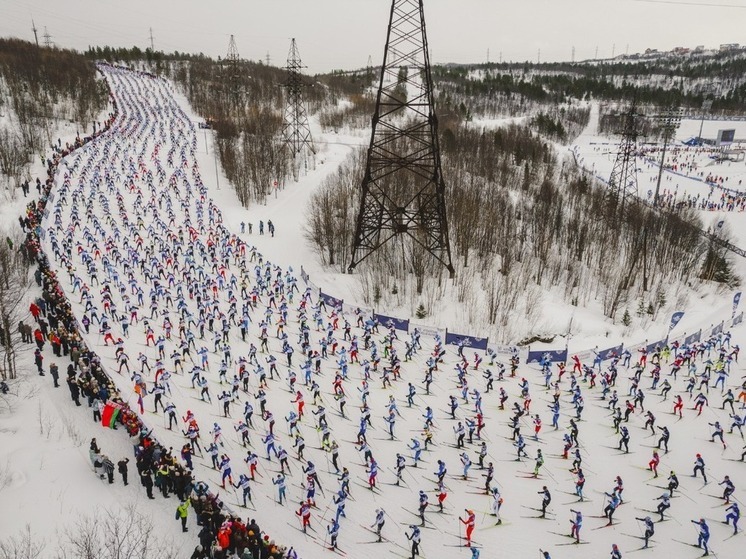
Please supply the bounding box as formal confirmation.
[0,39,108,193]
[305,119,718,342]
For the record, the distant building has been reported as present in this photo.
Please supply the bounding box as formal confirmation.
[719,43,740,51]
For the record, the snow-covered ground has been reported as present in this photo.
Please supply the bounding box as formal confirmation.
[0,64,741,559]
[572,104,746,246]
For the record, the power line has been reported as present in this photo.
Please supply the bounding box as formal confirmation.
[631,0,746,7]
[42,26,52,48]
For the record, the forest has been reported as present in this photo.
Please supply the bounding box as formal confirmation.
[0,39,108,192]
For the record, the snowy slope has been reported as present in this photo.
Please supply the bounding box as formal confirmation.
[27,64,746,559]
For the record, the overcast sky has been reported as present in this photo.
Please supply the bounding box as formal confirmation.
[1,0,745,73]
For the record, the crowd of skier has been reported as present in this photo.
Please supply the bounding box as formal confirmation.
[11,62,745,559]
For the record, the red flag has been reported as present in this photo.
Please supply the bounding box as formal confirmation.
[101,401,121,428]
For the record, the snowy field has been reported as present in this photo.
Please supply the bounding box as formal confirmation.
[572,105,746,247]
[0,63,738,559]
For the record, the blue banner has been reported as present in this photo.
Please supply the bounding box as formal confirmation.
[711,321,724,336]
[445,332,489,351]
[645,339,666,354]
[733,292,742,318]
[669,311,685,332]
[373,313,410,332]
[684,330,702,345]
[526,349,568,364]
[597,344,623,361]
[319,291,343,311]
[734,313,744,327]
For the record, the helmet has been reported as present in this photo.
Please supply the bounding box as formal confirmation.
[696,453,701,457]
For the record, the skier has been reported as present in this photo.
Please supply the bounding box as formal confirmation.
[417,490,429,526]
[725,502,740,535]
[604,491,621,525]
[690,518,710,556]
[371,508,386,542]
[327,519,340,550]
[656,491,671,521]
[538,486,551,518]
[648,450,660,478]
[460,509,476,547]
[273,473,287,505]
[490,486,503,522]
[233,474,252,507]
[719,475,735,503]
[618,425,630,453]
[667,470,679,496]
[434,460,447,483]
[710,421,727,449]
[635,515,655,548]
[693,454,708,484]
[656,425,670,453]
[296,501,312,533]
[533,449,544,477]
[460,452,472,480]
[406,525,421,559]
[569,509,583,542]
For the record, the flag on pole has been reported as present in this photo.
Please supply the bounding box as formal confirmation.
[733,292,742,318]
[668,311,684,332]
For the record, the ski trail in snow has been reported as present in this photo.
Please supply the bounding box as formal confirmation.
[37,65,746,559]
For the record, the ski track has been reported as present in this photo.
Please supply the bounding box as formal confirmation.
[34,65,746,559]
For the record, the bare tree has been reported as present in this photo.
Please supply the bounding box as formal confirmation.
[0,232,30,380]
[55,504,178,559]
[0,524,45,559]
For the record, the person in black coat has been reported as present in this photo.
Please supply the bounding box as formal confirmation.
[49,363,59,387]
[140,469,155,499]
[67,377,81,405]
[118,458,129,485]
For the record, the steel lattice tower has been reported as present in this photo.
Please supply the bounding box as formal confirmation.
[607,98,640,217]
[282,38,315,156]
[348,0,454,276]
[224,34,242,106]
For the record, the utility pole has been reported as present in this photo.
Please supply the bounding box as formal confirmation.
[487,48,490,64]
[537,48,541,64]
[31,19,39,47]
[652,106,683,208]
[571,46,575,63]
[698,99,712,144]
[595,45,599,59]
[282,38,315,158]
[224,34,242,107]
[149,27,155,51]
[42,27,52,48]
[349,0,455,278]
[266,52,271,66]
[607,95,641,218]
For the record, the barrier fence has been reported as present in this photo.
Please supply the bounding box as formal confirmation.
[301,276,744,365]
